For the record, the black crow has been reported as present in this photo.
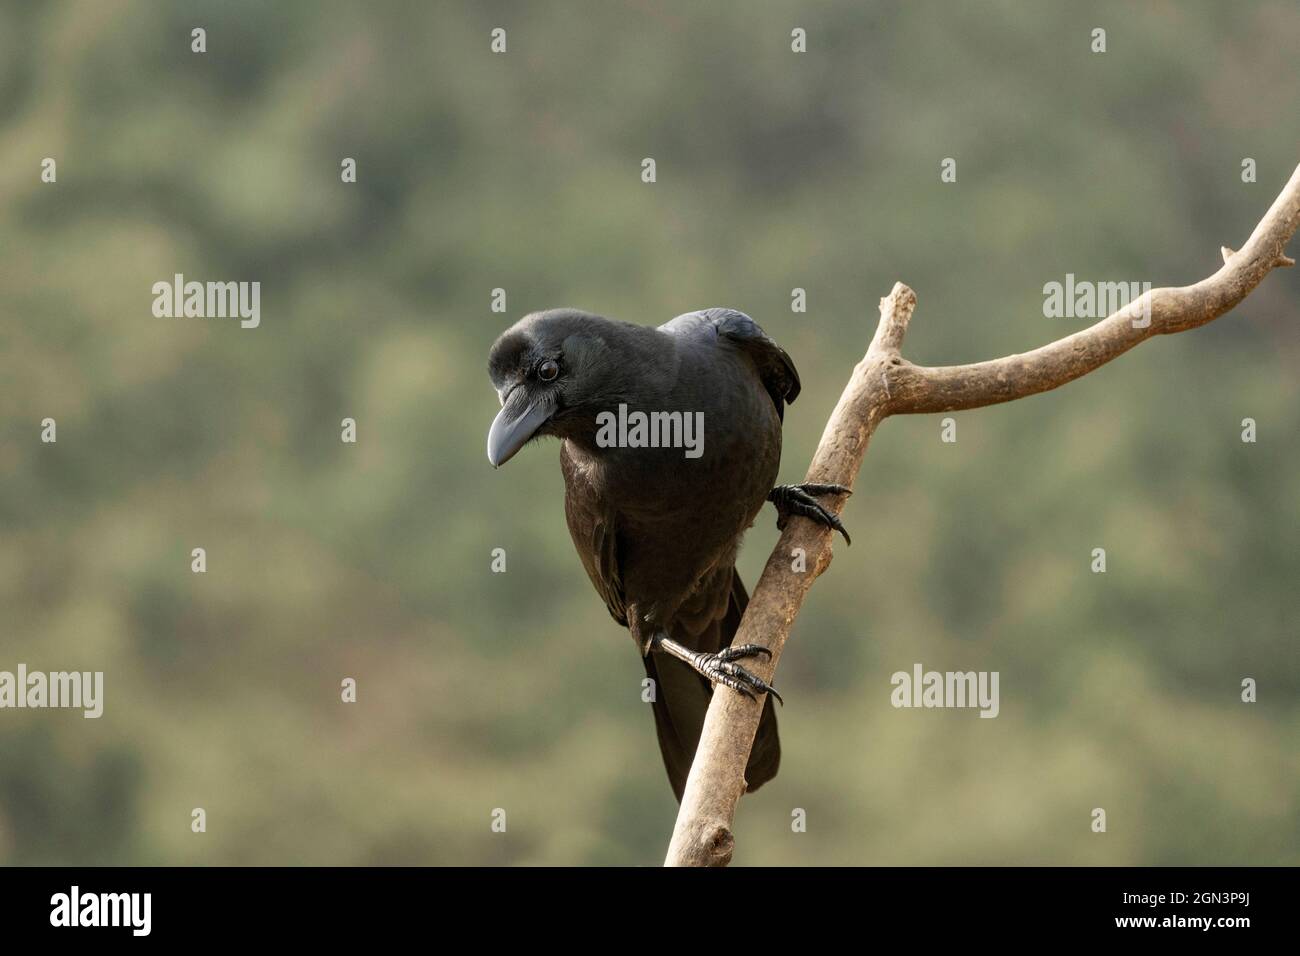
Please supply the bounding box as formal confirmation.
[486,308,848,800]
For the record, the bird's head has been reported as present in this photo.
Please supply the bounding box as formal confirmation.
[485,309,627,467]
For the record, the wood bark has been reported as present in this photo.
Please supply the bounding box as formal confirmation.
[664,163,1300,866]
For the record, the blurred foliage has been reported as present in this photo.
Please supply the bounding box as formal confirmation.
[0,0,1297,865]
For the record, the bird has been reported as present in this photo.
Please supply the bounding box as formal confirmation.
[486,307,849,800]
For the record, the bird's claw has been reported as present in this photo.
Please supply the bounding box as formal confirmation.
[692,644,783,705]
[717,643,771,663]
[769,483,852,545]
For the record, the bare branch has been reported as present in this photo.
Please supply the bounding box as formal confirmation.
[664,164,1300,867]
[663,284,914,866]
[885,164,1300,416]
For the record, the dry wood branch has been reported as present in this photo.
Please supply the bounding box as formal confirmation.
[664,163,1300,867]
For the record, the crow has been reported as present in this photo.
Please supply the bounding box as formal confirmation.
[486,308,849,800]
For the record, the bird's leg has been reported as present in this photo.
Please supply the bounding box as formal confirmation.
[649,633,783,705]
[768,483,852,544]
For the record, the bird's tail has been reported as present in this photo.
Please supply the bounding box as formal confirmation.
[642,572,780,802]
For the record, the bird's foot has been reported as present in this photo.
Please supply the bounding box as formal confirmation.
[768,483,852,545]
[651,635,783,704]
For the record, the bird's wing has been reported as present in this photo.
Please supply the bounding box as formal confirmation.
[702,308,801,419]
[560,444,627,626]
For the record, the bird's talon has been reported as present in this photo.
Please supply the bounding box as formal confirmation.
[695,650,784,705]
[768,483,853,545]
[796,482,852,497]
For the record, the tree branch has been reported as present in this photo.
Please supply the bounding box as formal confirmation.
[663,163,1300,867]
[884,164,1300,415]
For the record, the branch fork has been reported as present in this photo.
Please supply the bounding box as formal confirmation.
[664,164,1300,867]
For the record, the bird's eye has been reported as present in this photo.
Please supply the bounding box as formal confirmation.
[537,360,560,382]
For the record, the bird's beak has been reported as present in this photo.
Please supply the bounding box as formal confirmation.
[487,389,553,467]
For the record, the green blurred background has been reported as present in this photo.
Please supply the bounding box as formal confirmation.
[1,0,1296,865]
